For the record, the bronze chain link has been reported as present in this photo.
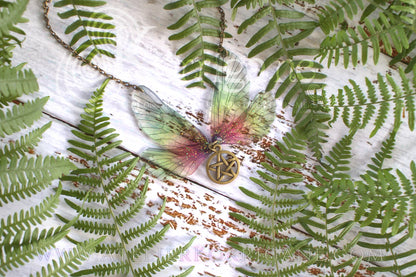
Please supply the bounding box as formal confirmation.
[217,6,227,58]
[42,0,143,92]
[42,0,228,88]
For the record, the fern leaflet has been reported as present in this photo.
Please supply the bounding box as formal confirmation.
[318,0,364,35]
[318,12,409,68]
[328,67,415,136]
[0,65,39,103]
[0,0,28,65]
[164,0,231,88]
[235,1,330,158]
[30,237,106,277]
[300,131,363,275]
[54,0,116,62]
[0,96,48,137]
[228,129,317,276]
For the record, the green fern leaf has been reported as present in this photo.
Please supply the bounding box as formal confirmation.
[0,225,70,274]
[134,237,195,276]
[228,129,317,275]
[31,237,105,277]
[53,0,116,62]
[0,155,76,206]
[0,28,98,276]
[0,0,29,65]
[328,68,416,136]
[1,183,62,235]
[0,0,28,37]
[165,0,229,88]
[64,80,194,276]
[318,0,364,34]
[0,121,51,158]
[0,65,38,102]
[319,12,409,68]
[0,96,48,137]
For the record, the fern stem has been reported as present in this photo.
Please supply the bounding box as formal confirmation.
[88,102,136,275]
[386,236,403,276]
[331,90,416,108]
[190,0,205,79]
[268,0,289,58]
[271,167,280,274]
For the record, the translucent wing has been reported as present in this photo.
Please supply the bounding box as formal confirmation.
[131,86,209,176]
[211,56,250,140]
[210,56,276,145]
[141,148,208,177]
[212,90,276,145]
[243,90,276,142]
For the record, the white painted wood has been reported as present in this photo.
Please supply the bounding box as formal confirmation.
[4,0,416,276]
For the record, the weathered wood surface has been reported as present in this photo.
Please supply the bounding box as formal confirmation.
[5,0,416,275]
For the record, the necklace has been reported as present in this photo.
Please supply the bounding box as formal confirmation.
[42,0,275,184]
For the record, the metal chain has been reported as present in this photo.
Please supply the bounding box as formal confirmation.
[217,6,227,58]
[43,0,228,89]
[42,0,143,92]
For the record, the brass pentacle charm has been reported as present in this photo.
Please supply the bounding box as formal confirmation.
[206,144,240,184]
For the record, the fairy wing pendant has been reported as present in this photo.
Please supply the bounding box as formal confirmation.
[131,55,276,184]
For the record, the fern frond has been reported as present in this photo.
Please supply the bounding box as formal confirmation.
[0,96,48,137]
[0,65,39,103]
[0,155,76,206]
[328,68,415,135]
[53,0,116,62]
[299,131,364,275]
[0,225,70,275]
[1,183,62,235]
[121,199,166,243]
[231,2,330,158]
[228,129,316,276]
[75,261,130,276]
[359,0,416,72]
[356,167,416,276]
[128,225,170,259]
[0,122,51,157]
[318,0,364,34]
[31,237,105,277]
[319,8,409,68]
[164,0,230,88]
[134,236,195,276]
[0,0,28,38]
[65,80,194,276]
[0,28,98,275]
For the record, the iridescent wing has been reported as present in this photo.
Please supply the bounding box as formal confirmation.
[210,56,250,141]
[141,148,207,177]
[242,90,276,142]
[210,57,276,145]
[131,86,209,176]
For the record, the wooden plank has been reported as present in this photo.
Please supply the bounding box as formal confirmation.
[5,0,416,275]
[2,112,394,276]
[14,0,415,203]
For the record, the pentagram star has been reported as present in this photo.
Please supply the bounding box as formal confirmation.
[208,153,238,182]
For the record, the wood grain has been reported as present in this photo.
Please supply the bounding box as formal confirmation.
[4,0,416,276]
